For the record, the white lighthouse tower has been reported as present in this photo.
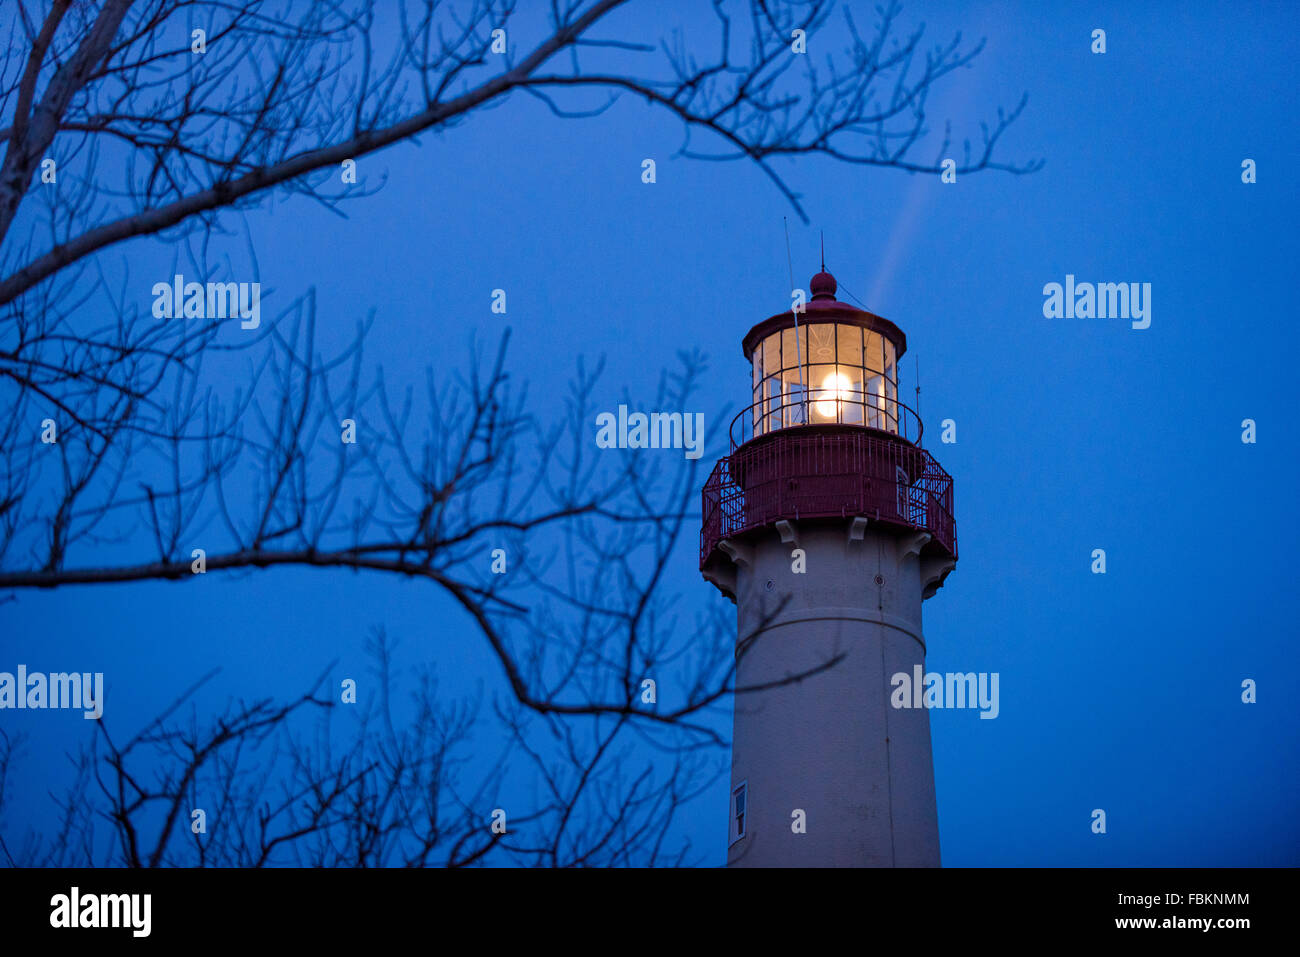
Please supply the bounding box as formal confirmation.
[700,267,957,867]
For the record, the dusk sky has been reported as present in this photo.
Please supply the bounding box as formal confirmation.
[2,0,1297,866]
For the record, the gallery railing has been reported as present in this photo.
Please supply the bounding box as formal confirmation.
[701,429,956,566]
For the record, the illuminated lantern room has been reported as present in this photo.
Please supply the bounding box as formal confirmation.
[742,270,908,442]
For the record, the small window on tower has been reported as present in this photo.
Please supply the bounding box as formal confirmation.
[732,782,748,843]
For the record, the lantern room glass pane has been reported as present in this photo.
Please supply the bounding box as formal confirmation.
[781,326,806,378]
[837,361,865,425]
[837,325,862,367]
[865,372,883,429]
[763,375,781,433]
[864,330,884,375]
[779,366,806,426]
[811,363,851,423]
[763,332,781,377]
[806,324,836,365]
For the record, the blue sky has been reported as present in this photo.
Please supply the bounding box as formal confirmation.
[2,0,1298,866]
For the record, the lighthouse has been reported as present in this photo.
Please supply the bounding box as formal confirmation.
[700,267,958,867]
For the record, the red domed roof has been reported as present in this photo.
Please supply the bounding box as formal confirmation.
[740,266,908,361]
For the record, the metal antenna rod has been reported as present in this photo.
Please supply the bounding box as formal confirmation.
[784,218,807,419]
[783,217,795,301]
[915,355,922,441]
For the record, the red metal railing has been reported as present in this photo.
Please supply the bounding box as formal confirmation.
[700,429,956,567]
[730,392,924,450]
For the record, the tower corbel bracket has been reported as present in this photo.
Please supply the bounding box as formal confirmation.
[920,555,957,599]
[900,530,932,560]
[718,538,755,567]
[848,516,870,543]
[774,519,799,545]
